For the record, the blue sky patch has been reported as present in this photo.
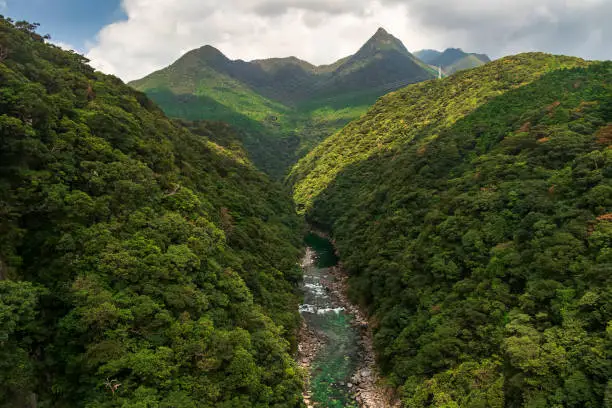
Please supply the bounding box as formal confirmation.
[2,0,126,51]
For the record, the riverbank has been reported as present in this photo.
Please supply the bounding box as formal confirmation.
[324,263,399,408]
[298,233,399,408]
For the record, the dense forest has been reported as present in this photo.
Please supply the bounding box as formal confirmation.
[0,17,306,407]
[291,55,612,406]
[3,8,612,408]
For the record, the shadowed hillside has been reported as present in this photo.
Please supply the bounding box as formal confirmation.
[291,53,612,406]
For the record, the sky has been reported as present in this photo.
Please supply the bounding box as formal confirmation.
[2,0,611,82]
[1,0,125,51]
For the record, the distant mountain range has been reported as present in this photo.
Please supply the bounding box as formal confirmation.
[130,28,489,176]
[414,48,491,74]
[132,28,435,106]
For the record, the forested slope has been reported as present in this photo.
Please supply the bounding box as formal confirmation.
[291,54,612,406]
[0,17,304,407]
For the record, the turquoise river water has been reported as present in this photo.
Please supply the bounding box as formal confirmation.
[300,233,361,407]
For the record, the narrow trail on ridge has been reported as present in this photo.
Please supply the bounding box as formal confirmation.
[297,233,399,408]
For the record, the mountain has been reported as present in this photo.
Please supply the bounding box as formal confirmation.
[132,27,434,106]
[415,47,491,74]
[130,28,436,177]
[0,16,305,407]
[429,48,470,66]
[321,28,434,95]
[413,49,442,63]
[443,53,491,74]
[290,53,612,406]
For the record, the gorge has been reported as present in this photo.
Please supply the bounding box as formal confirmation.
[1,14,611,408]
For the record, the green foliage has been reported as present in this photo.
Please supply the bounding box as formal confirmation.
[444,54,491,75]
[291,55,612,406]
[0,281,46,405]
[0,16,305,407]
[290,53,590,211]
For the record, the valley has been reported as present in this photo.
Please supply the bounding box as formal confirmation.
[1,11,611,408]
[0,18,305,407]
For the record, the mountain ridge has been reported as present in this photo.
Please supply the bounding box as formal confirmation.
[131,27,435,106]
[415,47,491,74]
[174,27,413,74]
[130,27,437,177]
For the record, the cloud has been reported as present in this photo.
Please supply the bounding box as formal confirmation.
[86,0,415,81]
[251,0,367,17]
[49,40,78,52]
[86,0,611,82]
[385,0,612,59]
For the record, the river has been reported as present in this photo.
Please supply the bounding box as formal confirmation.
[298,233,396,408]
[299,233,359,407]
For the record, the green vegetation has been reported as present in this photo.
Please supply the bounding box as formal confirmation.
[291,53,612,406]
[290,53,590,209]
[0,16,305,407]
[130,28,434,178]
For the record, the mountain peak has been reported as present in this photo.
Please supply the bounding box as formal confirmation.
[171,44,230,70]
[370,27,399,45]
[195,45,228,60]
[374,27,389,36]
[332,27,433,86]
[356,27,410,58]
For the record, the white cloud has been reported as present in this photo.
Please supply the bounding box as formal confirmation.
[85,0,611,82]
[86,0,428,81]
[49,40,77,52]
[389,0,612,60]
